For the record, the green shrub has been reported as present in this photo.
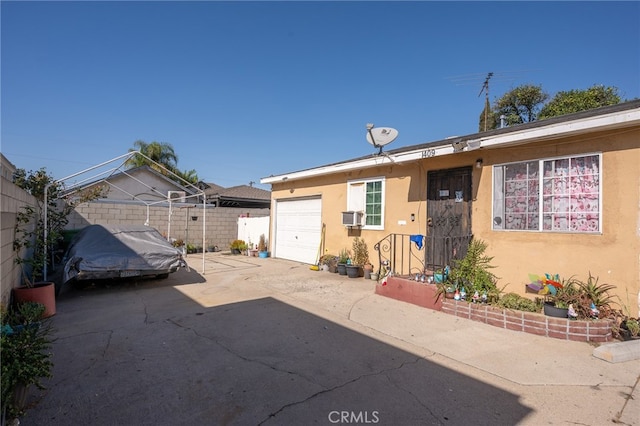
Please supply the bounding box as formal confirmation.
[449,239,499,296]
[230,239,247,251]
[1,302,54,418]
[495,293,541,312]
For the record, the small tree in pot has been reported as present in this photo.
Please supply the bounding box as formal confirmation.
[347,237,369,278]
[12,168,104,315]
[257,234,269,258]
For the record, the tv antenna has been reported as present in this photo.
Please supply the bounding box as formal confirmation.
[446,70,540,131]
[478,72,493,99]
[479,72,493,131]
[366,123,399,155]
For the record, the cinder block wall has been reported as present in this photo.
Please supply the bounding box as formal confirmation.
[68,200,269,251]
[0,175,37,306]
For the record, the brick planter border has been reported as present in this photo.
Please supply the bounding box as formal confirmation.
[377,275,613,342]
[375,275,443,311]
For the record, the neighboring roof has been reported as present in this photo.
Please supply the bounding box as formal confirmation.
[198,181,226,197]
[221,185,271,201]
[201,182,271,208]
[261,99,640,184]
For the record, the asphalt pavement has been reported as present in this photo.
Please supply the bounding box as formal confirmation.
[16,252,640,426]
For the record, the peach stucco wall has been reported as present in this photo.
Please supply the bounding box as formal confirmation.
[270,127,640,317]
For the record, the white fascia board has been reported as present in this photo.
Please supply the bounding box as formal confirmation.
[478,109,640,148]
[261,108,640,185]
[260,144,456,184]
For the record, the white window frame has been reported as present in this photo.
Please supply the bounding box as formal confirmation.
[347,177,385,230]
[492,153,602,233]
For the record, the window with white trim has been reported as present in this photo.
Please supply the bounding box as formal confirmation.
[347,177,385,229]
[493,154,601,233]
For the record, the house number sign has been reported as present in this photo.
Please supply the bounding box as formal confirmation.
[421,149,436,158]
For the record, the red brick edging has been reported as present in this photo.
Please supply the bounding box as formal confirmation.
[377,276,613,342]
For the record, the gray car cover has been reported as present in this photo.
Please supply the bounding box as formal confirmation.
[63,224,184,283]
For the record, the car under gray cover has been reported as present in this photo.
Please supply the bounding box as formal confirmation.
[62,224,185,284]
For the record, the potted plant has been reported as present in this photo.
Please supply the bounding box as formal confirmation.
[319,254,337,272]
[229,239,247,255]
[258,234,269,258]
[540,275,581,318]
[11,168,105,315]
[434,277,457,301]
[1,302,54,421]
[621,317,640,340]
[346,237,369,278]
[337,248,350,276]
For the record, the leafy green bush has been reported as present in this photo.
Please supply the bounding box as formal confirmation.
[1,302,54,418]
[448,239,499,297]
[229,239,247,251]
[495,293,541,312]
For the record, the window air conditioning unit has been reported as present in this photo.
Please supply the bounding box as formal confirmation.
[168,191,186,203]
[341,211,363,227]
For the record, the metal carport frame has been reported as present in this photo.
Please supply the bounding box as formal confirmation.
[43,151,207,279]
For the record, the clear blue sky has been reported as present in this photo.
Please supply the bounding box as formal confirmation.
[2,1,638,190]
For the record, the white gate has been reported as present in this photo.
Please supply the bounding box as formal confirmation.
[237,216,270,250]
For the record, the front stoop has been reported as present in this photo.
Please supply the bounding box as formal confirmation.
[375,275,443,311]
[376,275,613,343]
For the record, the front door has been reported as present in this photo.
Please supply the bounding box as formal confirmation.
[426,166,473,270]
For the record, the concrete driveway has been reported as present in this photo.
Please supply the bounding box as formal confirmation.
[18,253,640,425]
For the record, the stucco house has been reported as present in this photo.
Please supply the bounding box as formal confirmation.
[261,100,640,317]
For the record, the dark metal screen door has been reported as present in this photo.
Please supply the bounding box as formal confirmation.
[426,166,473,270]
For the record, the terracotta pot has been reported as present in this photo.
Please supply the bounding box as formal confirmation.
[13,282,56,318]
[363,264,373,280]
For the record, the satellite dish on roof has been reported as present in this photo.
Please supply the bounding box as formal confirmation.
[366,124,398,154]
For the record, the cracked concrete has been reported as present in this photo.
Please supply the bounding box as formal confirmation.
[16,252,640,425]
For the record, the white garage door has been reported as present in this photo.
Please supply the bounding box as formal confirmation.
[274,197,322,264]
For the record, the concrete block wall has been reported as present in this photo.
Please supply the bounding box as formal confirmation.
[68,200,269,251]
[0,175,37,306]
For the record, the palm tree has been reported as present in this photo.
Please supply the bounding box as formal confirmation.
[126,140,178,174]
[176,168,199,185]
